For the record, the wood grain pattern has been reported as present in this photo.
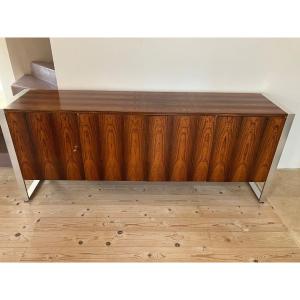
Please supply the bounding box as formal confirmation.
[1,167,300,262]
[26,112,61,179]
[53,112,84,180]
[5,91,287,182]
[99,114,123,180]
[250,116,286,182]
[147,116,170,181]
[5,112,39,179]
[5,112,286,182]
[192,116,216,181]
[5,90,287,116]
[124,115,147,180]
[20,247,300,262]
[229,117,266,181]
[78,113,101,180]
[209,116,241,181]
[169,116,195,181]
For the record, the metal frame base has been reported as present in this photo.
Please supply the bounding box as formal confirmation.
[249,181,265,203]
[24,180,43,201]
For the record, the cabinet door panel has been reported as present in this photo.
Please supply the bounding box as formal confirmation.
[53,112,84,179]
[169,116,195,181]
[147,116,171,181]
[99,114,123,180]
[78,113,101,180]
[250,116,286,182]
[124,115,147,180]
[191,116,216,181]
[27,112,62,179]
[5,112,40,179]
[208,116,241,181]
[229,117,266,181]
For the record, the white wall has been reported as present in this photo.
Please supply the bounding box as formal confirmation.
[0,38,15,106]
[6,38,53,80]
[50,38,300,168]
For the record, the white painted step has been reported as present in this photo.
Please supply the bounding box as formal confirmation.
[11,74,57,95]
[31,61,57,86]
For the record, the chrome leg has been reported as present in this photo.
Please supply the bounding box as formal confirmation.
[0,109,42,201]
[249,113,295,203]
[26,180,42,199]
[249,182,262,200]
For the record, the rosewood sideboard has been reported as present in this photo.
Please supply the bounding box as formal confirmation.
[0,90,294,202]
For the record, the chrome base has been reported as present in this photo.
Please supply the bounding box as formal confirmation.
[15,179,42,202]
[249,182,265,203]
[25,180,42,201]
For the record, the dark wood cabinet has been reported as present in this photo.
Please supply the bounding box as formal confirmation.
[5,90,287,182]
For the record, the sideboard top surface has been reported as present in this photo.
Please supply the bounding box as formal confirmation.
[5,90,287,116]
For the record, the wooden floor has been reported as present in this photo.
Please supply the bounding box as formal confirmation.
[0,167,300,262]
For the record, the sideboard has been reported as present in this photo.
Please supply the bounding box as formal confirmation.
[1,90,294,202]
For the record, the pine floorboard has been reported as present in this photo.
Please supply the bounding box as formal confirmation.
[0,167,299,262]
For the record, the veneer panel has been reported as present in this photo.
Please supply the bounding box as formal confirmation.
[229,117,266,181]
[147,116,171,181]
[208,116,241,181]
[169,116,195,181]
[99,114,123,180]
[53,112,84,179]
[124,115,147,180]
[78,113,101,180]
[251,116,286,182]
[27,112,61,179]
[192,116,216,181]
[5,112,39,179]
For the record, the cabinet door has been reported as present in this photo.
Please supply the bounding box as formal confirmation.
[228,117,265,181]
[52,112,84,180]
[191,116,216,181]
[124,114,147,180]
[250,116,286,182]
[6,111,63,180]
[147,116,171,181]
[6,111,85,180]
[206,115,285,182]
[99,113,123,180]
[78,113,101,180]
[27,112,62,179]
[169,116,195,181]
[208,116,242,181]
[5,111,40,179]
